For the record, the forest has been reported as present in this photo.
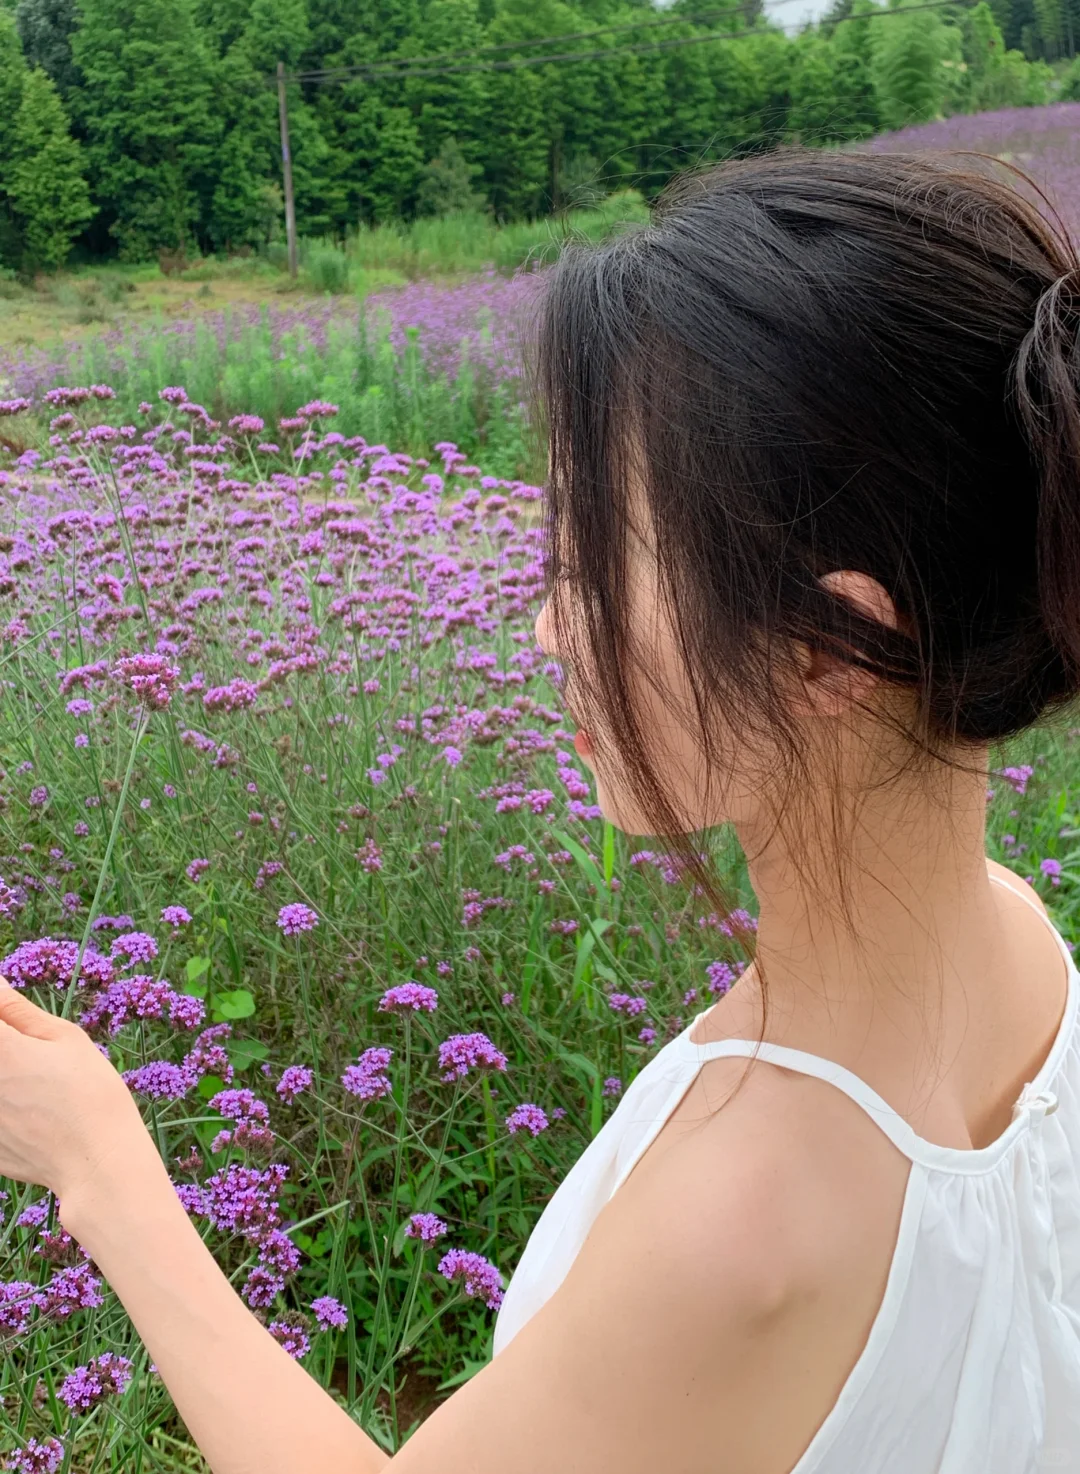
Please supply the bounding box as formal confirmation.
[0,0,1077,271]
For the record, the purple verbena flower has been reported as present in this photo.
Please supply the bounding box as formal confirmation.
[355,838,383,872]
[437,1032,507,1083]
[311,1295,349,1331]
[276,1065,313,1104]
[242,1266,284,1308]
[378,982,438,1013]
[33,1263,104,1321]
[123,1060,195,1100]
[276,902,318,936]
[437,1248,504,1310]
[1,937,113,992]
[109,931,158,966]
[111,653,180,710]
[5,1437,65,1473]
[204,1162,287,1240]
[58,1353,133,1413]
[404,1212,448,1245]
[258,1228,300,1278]
[267,1320,310,1359]
[505,1102,549,1137]
[341,1046,393,1101]
[0,1279,36,1335]
[168,992,206,1030]
[210,1088,270,1124]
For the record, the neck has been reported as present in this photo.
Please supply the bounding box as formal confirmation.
[732,747,1001,1036]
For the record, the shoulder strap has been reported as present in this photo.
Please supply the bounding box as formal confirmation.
[676,867,1075,1166]
[986,868,1074,974]
[678,1031,928,1160]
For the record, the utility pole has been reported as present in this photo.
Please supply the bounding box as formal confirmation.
[276,60,298,279]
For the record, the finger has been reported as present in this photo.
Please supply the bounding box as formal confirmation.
[0,976,67,1040]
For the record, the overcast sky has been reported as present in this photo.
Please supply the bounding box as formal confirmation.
[656,0,840,34]
[771,0,838,28]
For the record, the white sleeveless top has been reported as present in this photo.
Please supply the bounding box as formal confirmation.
[492,872,1080,1473]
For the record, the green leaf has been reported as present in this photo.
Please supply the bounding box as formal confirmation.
[519,903,544,1016]
[436,1356,488,1392]
[602,820,615,886]
[571,917,612,1004]
[214,988,255,1020]
[226,1037,270,1072]
[551,828,604,892]
[557,1050,601,1098]
[590,1072,604,1138]
[196,1074,226,1099]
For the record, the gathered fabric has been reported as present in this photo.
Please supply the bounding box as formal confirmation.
[493,872,1080,1473]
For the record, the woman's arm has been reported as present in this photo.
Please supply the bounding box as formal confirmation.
[60,1148,392,1474]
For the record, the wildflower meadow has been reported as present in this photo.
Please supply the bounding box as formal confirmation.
[0,378,1072,1470]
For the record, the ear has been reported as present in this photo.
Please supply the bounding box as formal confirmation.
[788,569,904,718]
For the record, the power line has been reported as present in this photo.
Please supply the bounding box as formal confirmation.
[290,0,785,82]
[283,0,975,85]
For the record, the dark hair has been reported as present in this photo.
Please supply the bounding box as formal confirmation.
[531,146,1080,1037]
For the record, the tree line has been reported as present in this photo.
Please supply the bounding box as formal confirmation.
[0,0,1076,272]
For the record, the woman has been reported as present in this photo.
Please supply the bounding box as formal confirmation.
[1,147,1079,1473]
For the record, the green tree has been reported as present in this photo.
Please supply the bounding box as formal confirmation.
[789,30,879,142]
[15,0,80,98]
[364,104,424,222]
[0,8,27,158]
[7,65,93,267]
[416,137,487,217]
[0,12,29,265]
[71,0,223,258]
[870,2,949,131]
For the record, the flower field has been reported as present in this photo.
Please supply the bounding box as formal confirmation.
[0,269,546,485]
[0,384,773,1468]
[0,381,1072,1469]
[866,101,1080,244]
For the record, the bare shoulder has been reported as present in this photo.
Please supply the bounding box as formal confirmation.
[390,1061,912,1474]
[986,855,1050,917]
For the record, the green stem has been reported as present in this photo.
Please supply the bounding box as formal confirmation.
[63,708,148,1017]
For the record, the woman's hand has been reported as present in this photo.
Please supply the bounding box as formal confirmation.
[0,975,152,1215]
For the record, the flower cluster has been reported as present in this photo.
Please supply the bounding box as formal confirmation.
[58,1353,134,1413]
[437,1032,508,1083]
[5,1438,65,1473]
[277,902,319,936]
[111,652,181,710]
[437,1249,504,1310]
[276,1064,314,1104]
[505,1102,549,1137]
[378,982,438,1013]
[404,1212,448,1245]
[1,937,113,991]
[342,1046,393,1101]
